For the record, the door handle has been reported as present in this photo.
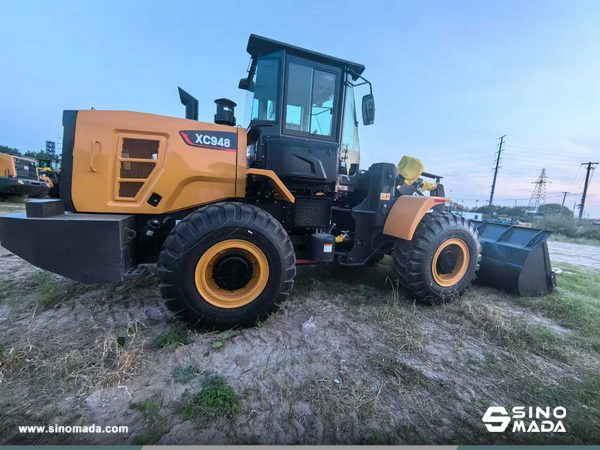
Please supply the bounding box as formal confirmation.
[90,140,101,173]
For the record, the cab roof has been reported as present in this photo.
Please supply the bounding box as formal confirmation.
[246,34,366,79]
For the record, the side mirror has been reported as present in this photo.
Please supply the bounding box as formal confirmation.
[362,94,375,126]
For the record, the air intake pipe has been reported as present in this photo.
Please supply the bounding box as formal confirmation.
[214,98,236,126]
[178,87,198,121]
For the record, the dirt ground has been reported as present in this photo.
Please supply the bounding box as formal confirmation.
[547,241,600,270]
[1,204,599,444]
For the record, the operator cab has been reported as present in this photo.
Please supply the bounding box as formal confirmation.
[239,35,375,192]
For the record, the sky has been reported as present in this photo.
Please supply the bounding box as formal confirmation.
[1,0,599,217]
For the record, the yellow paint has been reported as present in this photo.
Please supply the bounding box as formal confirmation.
[71,110,247,214]
[246,168,295,203]
[431,238,469,287]
[383,196,448,241]
[194,239,269,309]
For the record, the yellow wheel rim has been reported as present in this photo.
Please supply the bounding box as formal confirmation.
[195,239,269,309]
[431,238,470,287]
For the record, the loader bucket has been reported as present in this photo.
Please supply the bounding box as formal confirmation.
[471,221,556,296]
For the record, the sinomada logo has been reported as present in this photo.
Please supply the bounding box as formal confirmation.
[482,406,566,433]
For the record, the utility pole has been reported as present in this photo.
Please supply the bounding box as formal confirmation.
[561,191,569,206]
[578,162,599,221]
[489,135,506,206]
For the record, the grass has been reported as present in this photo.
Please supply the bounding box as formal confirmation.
[131,435,156,445]
[513,264,600,353]
[151,330,192,349]
[177,376,240,421]
[27,271,98,309]
[0,195,26,204]
[0,281,11,299]
[129,396,163,445]
[172,365,200,384]
[0,320,146,389]
[130,398,160,430]
[426,266,600,444]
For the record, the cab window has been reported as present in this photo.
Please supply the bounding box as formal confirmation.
[284,58,338,138]
[250,56,280,122]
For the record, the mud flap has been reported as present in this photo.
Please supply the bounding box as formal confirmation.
[471,221,556,296]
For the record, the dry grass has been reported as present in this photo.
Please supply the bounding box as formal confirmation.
[0,320,146,392]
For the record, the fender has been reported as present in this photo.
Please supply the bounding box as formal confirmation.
[246,168,295,203]
[383,196,448,240]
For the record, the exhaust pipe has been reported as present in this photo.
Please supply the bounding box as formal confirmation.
[178,87,198,121]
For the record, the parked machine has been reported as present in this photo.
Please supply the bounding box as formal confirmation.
[36,165,61,198]
[0,35,554,328]
[0,153,50,199]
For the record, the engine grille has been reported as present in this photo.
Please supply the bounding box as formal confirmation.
[122,138,159,159]
[119,182,145,198]
[13,157,38,180]
[120,161,156,179]
[117,138,160,200]
[290,196,332,228]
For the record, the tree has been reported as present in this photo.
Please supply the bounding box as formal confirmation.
[0,144,21,156]
[23,150,57,161]
[538,203,573,217]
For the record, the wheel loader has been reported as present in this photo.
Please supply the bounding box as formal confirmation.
[0,35,555,328]
[0,153,50,199]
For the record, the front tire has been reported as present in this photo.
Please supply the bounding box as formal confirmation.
[158,202,296,328]
[393,212,481,304]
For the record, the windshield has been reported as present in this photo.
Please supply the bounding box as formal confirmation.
[340,81,360,174]
[243,55,280,127]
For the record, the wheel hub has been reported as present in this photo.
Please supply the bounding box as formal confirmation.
[437,248,458,275]
[431,238,470,288]
[212,252,253,291]
[194,239,270,309]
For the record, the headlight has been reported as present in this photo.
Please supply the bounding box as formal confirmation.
[17,180,24,185]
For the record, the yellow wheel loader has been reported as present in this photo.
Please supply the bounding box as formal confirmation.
[0,35,554,328]
[0,154,50,199]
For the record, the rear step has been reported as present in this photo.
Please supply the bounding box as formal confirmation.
[471,221,556,296]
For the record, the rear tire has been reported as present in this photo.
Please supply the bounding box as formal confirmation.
[393,212,481,304]
[158,202,296,328]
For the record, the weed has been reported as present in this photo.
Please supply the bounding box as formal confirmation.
[212,331,235,349]
[173,365,199,384]
[131,434,156,445]
[152,330,192,349]
[130,397,161,430]
[1,195,26,204]
[0,280,11,299]
[362,431,396,445]
[0,342,4,354]
[177,376,240,421]
[27,271,97,309]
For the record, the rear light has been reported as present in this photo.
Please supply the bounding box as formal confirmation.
[17,180,24,185]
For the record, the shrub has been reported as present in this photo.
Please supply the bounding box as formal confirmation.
[177,376,240,420]
[533,215,577,237]
[576,223,600,241]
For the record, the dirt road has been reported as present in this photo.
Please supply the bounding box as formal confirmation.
[548,241,600,271]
